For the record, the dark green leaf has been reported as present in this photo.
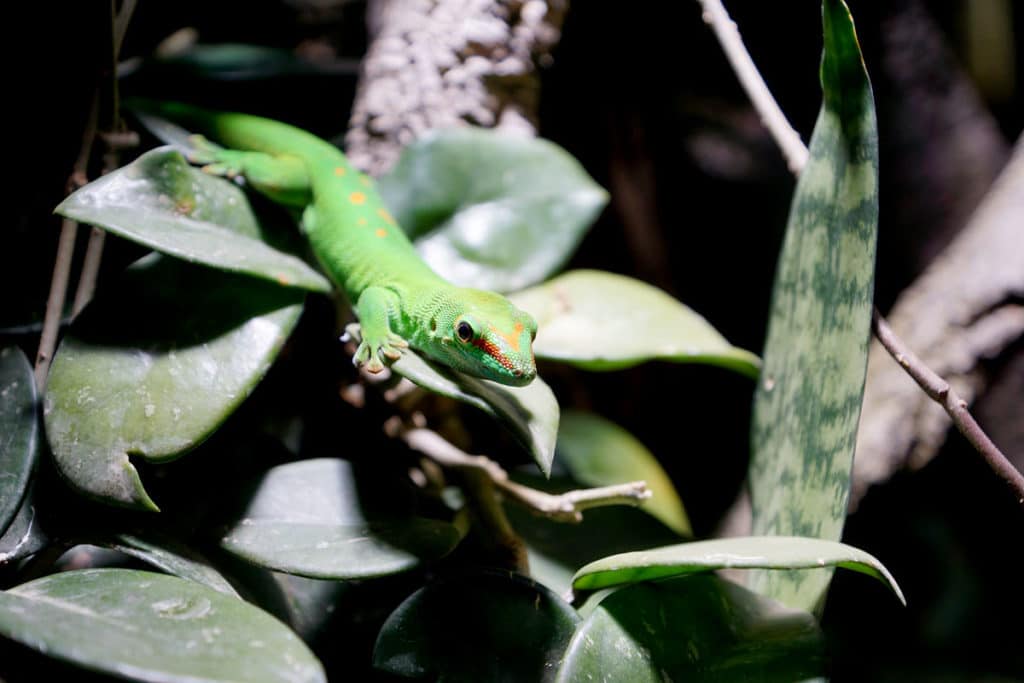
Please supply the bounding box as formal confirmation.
[0,489,47,565]
[0,569,325,682]
[557,410,690,535]
[220,458,460,579]
[378,129,608,293]
[99,533,239,596]
[570,536,904,605]
[747,0,879,614]
[510,270,760,377]
[391,348,560,476]
[373,570,580,682]
[43,256,304,510]
[508,495,683,598]
[0,347,38,536]
[56,147,331,292]
[556,574,826,682]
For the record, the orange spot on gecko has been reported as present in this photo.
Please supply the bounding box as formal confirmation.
[377,208,396,224]
[349,191,367,205]
[489,322,525,353]
[333,166,346,176]
[375,228,387,238]
[360,176,372,186]
[357,217,368,226]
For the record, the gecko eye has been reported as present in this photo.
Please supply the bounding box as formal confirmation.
[456,321,474,343]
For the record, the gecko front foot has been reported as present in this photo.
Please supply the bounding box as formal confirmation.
[344,323,408,374]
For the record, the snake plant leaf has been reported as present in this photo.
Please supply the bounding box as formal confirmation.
[570,536,904,606]
[55,147,331,293]
[510,270,760,378]
[43,255,304,510]
[0,569,325,683]
[391,348,560,476]
[557,410,691,536]
[373,569,580,682]
[555,574,826,683]
[219,458,460,579]
[0,347,38,537]
[378,128,609,293]
[747,0,879,613]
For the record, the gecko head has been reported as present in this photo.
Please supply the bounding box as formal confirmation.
[430,289,538,387]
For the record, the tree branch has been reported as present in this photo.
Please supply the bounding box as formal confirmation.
[400,427,651,523]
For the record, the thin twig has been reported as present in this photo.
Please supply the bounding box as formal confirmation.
[34,95,100,391]
[696,0,809,172]
[699,0,1022,503]
[401,427,652,523]
[872,311,1024,503]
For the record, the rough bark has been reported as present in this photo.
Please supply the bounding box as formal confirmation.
[344,0,568,176]
[851,140,1024,509]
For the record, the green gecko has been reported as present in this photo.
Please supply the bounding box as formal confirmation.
[137,102,538,386]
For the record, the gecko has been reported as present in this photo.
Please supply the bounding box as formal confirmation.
[133,101,538,386]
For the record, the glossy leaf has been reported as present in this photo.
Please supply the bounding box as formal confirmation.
[220,458,460,579]
[100,534,240,596]
[44,256,304,510]
[0,346,38,536]
[0,569,325,683]
[373,570,580,681]
[510,270,760,377]
[748,0,879,612]
[0,489,47,565]
[56,147,331,292]
[391,348,560,475]
[557,410,691,535]
[571,536,904,605]
[556,574,825,682]
[507,495,683,598]
[378,128,608,293]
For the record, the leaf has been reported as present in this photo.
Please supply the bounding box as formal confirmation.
[555,574,826,683]
[0,568,325,683]
[570,536,904,605]
[747,0,879,613]
[99,533,240,597]
[510,270,760,378]
[56,147,331,293]
[0,490,47,565]
[220,458,460,579]
[0,346,38,537]
[557,410,691,535]
[373,569,580,682]
[378,128,608,293]
[43,255,305,510]
[507,495,683,598]
[391,348,560,476]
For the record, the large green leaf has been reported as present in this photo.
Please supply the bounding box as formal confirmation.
[0,347,38,537]
[378,128,608,293]
[220,458,460,579]
[747,0,879,613]
[556,574,826,682]
[391,348,560,476]
[0,569,324,682]
[557,410,690,535]
[570,536,904,605]
[373,570,580,681]
[43,256,304,510]
[96,534,240,596]
[55,147,331,293]
[510,270,760,378]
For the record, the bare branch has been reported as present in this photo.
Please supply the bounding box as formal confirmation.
[401,427,651,523]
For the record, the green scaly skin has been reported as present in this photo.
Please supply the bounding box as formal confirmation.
[139,102,538,386]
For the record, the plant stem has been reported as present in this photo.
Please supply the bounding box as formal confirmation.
[699,0,1022,503]
[401,427,651,523]
[872,311,1024,503]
